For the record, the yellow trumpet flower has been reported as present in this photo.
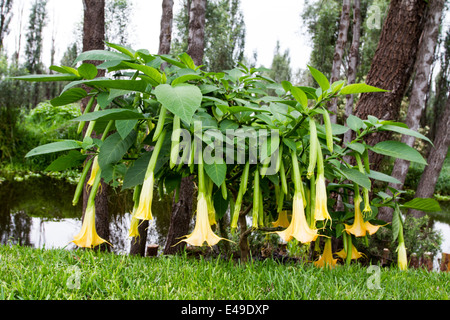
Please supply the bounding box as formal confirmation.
[181,192,226,247]
[314,238,337,268]
[397,241,408,271]
[314,173,332,224]
[86,156,100,187]
[336,245,365,260]
[128,212,140,239]
[72,200,110,248]
[134,172,155,221]
[344,195,381,237]
[277,193,319,244]
[272,211,291,228]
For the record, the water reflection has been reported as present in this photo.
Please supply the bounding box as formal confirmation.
[0,175,173,254]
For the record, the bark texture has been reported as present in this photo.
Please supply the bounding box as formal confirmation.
[186,0,206,66]
[81,0,110,249]
[354,0,427,172]
[329,0,351,124]
[408,90,450,218]
[158,0,174,55]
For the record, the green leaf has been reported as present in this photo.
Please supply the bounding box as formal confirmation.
[339,83,388,95]
[154,84,203,124]
[105,42,136,58]
[26,141,82,158]
[204,161,227,187]
[178,52,196,70]
[50,88,88,107]
[340,167,371,191]
[116,119,139,140]
[290,86,308,109]
[45,150,87,172]
[213,190,230,220]
[98,131,137,168]
[78,63,98,80]
[346,114,366,132]
[367,170,401,185]
[370,141,427,165]
[73,109,146,122]
[122,62,164,86]
[401,198,442,212]
[13,73,82,82]
[74,50,132,63]
[50,65,79,76]
[307,65,330,92]
[379,124,433,145]
[63,79,149,93]
[346,142,365,155]
[122,152,152,190]
[283,138,297,152]
[172,74,203,86]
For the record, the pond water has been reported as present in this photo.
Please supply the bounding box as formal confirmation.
[1,175,449,264]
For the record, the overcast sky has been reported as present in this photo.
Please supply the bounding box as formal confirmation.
[5,0,311,72]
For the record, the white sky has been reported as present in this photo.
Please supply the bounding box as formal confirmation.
[5,0,311,72]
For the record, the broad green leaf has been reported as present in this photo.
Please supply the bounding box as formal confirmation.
[291,86,308,109]
[346,142,365,155]
[340,167,371,191]
[63,79,149,93]
[158,54,187,68]
[370,141,427,165]
[204,161,227,187]
[116,119,139,140]
[339,83,388,95]
[101,163,127,187]
[105,42,136,58]
[50,65,79,76]
[73,109,146,122]
[74,50,132,63]
[283,138,297,152]
[178,52,196,70]
[154,84,203,124]
[347,114,366,132]
[122,152,152,190]
[13,73,82,82]
[379,124,433,144]
[78,63,98,80]
[98,131,137,168]
[213,190,230,220]
[401,198,442,212]
[307,65,330,92]
[367,170,401,185]
[122,62,164,86]
[45,150,87,172]
[172,74,203,86]
[25,140,82,158]
[50,88,87,107]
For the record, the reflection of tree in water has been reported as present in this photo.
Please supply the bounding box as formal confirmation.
[10,211,32,246]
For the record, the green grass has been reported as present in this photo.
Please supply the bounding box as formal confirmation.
[0,245,448,300]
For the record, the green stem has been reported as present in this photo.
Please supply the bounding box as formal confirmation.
[146,130,167,178]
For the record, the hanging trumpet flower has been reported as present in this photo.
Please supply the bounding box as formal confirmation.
[276,150,318,244]
[133,131,167,221]
[273,211,290,228]
[128,185,142,239]
[314,143,332,225]
[72,170,111,248]
[180,141,229,247]
[344,188,381,238]
[314,238,337,268]
[86,156,100,188]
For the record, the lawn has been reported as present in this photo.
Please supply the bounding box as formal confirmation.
[0,244,448,301]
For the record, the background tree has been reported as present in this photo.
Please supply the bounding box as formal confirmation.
[158,0,174,56]
[105,0,133,47]
[354,0,428,175]
[0,0,13,51]
[267,41,292,84]
[80,0,110,250]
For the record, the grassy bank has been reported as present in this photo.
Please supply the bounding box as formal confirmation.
[0,245,448,300]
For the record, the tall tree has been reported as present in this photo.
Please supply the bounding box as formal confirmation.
[105,0,133,46]
[80,0,110,250]
[408,88,450,218]
[158,0,174,56]
[329,0,350,124]
[354,0,428,173]
[186,0,206,66]
[0,0,13,51]
[343,0,361,145]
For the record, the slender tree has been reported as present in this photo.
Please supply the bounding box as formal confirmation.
[80,0,110,250]
[354,0,428,173]
[186,0,206,65]
[329,0,350,124]
[408,88,450,218]
[158,0,174,55]
[0,0,13,51]
[343,0,361,145]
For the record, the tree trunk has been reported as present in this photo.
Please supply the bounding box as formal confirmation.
[163,176,194,255]
[378,0,444,221]
[408,89,450,218]
[186,0,206,66]
[329,0,351,124]
[343,0,361,145]
[158,0,174,56]
[81,0,110,250]
[354,0,427,172]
